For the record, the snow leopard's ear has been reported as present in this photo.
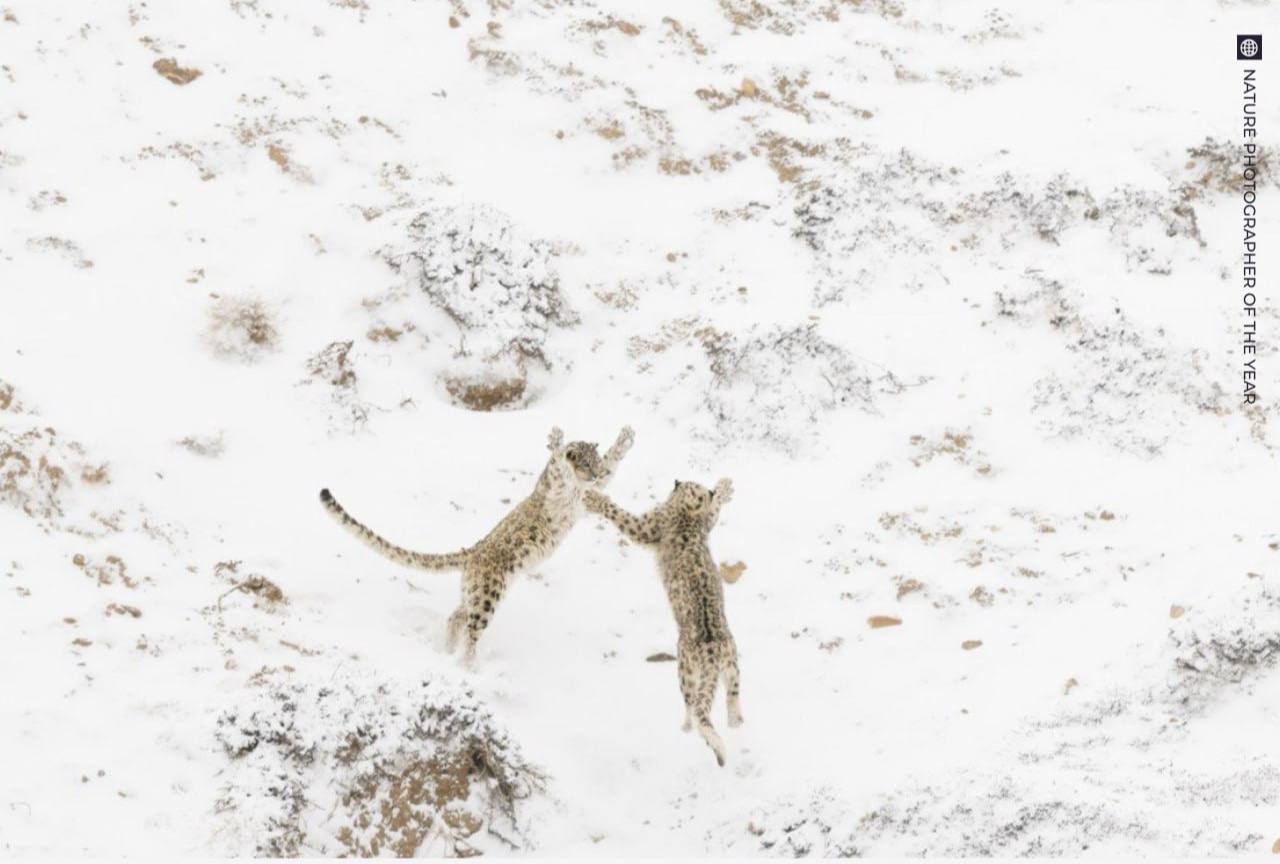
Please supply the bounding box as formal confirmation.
[547,426,565,452]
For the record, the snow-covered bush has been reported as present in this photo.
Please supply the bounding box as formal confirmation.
[794,153,1208,307]
[994,273,1232,456]
[386,204,577,370]
[1167,585,1280,709]
[725,781,1155,856]
[699,323,910,452]
[213,672,548,857]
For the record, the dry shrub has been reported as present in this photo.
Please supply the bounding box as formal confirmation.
[718,0,902,34]
[0,380,17,412]
[303,340,371,430]
[214,560,286,610]
[178,432,225,458]
[1,427,73,521]
[1179,137,1277,197]
[220,574,286,608]
[79,463,109,484]
[105,602,142,618]
[207,296,280,363]
[365,324,404,343]
[72,552,137,588]
[306,341,356,389]
[908,429,993,476]
[0,426,123,534]
[214,674,547,856]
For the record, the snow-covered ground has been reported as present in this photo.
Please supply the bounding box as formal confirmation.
[2,0,1279,855]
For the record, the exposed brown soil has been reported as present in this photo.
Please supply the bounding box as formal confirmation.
[444,374,526,411]
[336,753,482,857]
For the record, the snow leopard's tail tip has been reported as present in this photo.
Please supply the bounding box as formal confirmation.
[319,487,345,519]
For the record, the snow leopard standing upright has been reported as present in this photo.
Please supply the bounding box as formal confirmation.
[585,477,741,766]
[321,425,634,664]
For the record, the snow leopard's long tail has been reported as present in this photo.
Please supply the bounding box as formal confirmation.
[319,488,471,571]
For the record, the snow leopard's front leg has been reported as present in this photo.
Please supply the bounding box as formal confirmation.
[595,425,635,487]
[546,426,565,452]
[584,489,660,546]
[707,477,733,527]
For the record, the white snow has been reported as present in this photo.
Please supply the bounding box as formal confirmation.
[2,0,1279,856]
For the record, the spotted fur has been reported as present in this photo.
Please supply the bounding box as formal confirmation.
[321,425,634,664]
[585,477,741,766]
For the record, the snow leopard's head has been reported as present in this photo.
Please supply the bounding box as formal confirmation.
[668,479,716,515]
[562,440,603,482]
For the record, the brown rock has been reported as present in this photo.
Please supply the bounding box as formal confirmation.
[867,615,901,629]
[153,58,201,86]
[105,603,142,618]
[1170,604,1185,619]
[961,639,982,650]
[719,561,747,584]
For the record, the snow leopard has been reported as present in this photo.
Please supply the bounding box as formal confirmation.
[320,425,634,664]
[584,477,742,766]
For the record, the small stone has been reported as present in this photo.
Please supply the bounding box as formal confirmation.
[719,561,747,584]
[961,639,982,650]
[646,652,676,662]
[740,77,758,97]
[867,615,901,629]
[1170,604,1185,619]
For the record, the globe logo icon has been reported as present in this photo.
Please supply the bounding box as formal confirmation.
[1240,38,1259,58]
